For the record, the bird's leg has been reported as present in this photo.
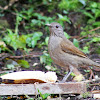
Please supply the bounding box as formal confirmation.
[61,65,74,83]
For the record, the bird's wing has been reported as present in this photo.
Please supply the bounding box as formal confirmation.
[61,37,87,58]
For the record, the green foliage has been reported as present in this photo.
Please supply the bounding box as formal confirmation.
[3,29,43,52]
[80,1,100,52]
[90,37,100,43]
[58,0,86,11]
[3,29,26,51]
[64,32,71,39]
[17,60,30,68]
[81,46,89,54]
[1,12,42,53]
[38,36,49,49]
[81,92,91,98]
[40,51,53,66]
[81,1,100,28]
[88,37,100,54]
[5,59,20,70]
[15,13,23,35]
[0,41,12,53]
[73,39,80,48]
[84,69,90,73]
[70,72,76,77]
[38,89,50,99]
[57,14,71,24]
[19,9,56,30]
[45,37,49,46]
[26,32,43,48]
[73,39,89,54]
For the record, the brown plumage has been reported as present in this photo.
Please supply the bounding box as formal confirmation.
[46,22,100,82]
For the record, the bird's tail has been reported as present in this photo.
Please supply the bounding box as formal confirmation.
[90,61,100,68]
[91,61,100,71]
[82,58,100,71]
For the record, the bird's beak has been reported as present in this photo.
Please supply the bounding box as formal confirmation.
[45,24,51,27]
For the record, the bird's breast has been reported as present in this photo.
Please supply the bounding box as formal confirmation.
[48,36,62,51]
[48,36,63,61]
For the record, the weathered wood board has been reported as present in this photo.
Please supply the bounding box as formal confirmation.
[0,82,87,95]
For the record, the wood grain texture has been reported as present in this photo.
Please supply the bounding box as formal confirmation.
[0,82,87,95]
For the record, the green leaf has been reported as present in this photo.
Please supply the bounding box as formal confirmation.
[57,14,71,24]
[19,35,27,43]
[40,51,52,65]
[17,60,30,68]
[0,48,1,53]
[73,39,79,48]
[38,89,50,99]
[64,32,71,39]
[45,37,49,45]
[95,10,100,18]
[26,32,43,48]
[7,29,13,35]
[31,40,37,48]
[3,29,27,51]
[93,22,100,26]
[83,11,94,19]
[79,0,86,6]
[32,32,43,40]
[41,93,50,99]
[91,37,100,42]
[82,46,89,54]
[70,72,75,76]
[63,10,69,14]
[84,69,90,73]
[91,2,97,8]
[26,37,32,47]
[40,55,46,64]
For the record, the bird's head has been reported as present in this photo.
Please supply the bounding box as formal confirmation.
[46,22,64,36]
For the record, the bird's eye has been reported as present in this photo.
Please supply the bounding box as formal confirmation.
[56,25,59,28]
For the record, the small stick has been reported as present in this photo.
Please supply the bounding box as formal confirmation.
[82,78,100,83]
[89,27,100,32]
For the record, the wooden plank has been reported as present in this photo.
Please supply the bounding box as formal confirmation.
[0,82,87,95]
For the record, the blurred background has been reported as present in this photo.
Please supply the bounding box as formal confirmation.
[0,0,100,77]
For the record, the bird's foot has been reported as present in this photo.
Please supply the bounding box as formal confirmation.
[60,71,72,83]
[59,65,74,83]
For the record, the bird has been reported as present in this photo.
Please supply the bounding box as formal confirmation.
[46,22,100,82]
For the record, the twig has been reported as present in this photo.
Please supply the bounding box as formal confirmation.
[76,27,100,40]
[89,83,100,86]
[0,71,14,74]
[0,0,19,10]
[82,78,100,83]
[0,52,43,60]
[9,53,43,59]
[89,27,100,32]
